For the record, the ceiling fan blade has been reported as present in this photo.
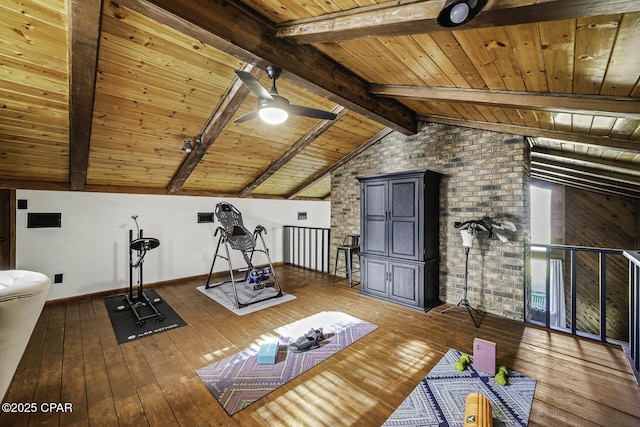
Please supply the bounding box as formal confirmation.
[288,104,338,120]
[234,70,273,101]
[233,110,259,123]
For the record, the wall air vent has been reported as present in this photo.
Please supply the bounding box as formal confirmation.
[27,213,61,228]
[197,212,215,223]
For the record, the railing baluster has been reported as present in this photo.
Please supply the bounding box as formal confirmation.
[523,246,529,319]
[284,226,291,264]
[571,249,577,336]
[298,227,302,266]
[314,229,318,270]
[623,251,640,385]
[630,262,638,371]
[320,229,324,272]
[545,247,551,328]
[629,265,640,378]
[599,252,607,342]
[303,228,307,268]
[635,264,640,374]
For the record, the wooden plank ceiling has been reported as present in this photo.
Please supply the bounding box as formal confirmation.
[1,0,639,200]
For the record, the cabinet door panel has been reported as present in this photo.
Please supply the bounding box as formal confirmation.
[389,262,422,307]
[363,220,386,254]
[362,181,388,255]
[364,182,386,216]
[391,220,417,258]
[389,178,421,260]
[390,180,416,217]
[361,257,388,298]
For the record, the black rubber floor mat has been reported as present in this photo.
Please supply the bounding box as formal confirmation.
[104,289,186,344]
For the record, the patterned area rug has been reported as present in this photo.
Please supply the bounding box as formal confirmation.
[383,349,536,426]
[196,311,378,415]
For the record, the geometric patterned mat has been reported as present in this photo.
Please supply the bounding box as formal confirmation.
[382,349,536,427]
[196,311,378,416]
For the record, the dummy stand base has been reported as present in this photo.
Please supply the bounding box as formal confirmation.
[441,298,480,328]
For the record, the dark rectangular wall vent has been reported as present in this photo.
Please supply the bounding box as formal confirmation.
[27,213,61,228]
[197,212,215,223]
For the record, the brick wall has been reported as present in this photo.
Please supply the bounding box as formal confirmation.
[331,122,530,320]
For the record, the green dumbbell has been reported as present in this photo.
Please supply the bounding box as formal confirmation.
[495,365,509,386]
[454,353,472,371]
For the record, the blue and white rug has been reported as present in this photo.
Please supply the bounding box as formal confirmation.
[383,349,536,426]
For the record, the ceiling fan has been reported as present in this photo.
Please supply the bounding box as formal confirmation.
[234,65,338,125]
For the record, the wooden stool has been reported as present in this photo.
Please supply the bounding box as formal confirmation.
[333,235,360,287]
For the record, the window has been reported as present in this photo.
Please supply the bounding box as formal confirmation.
[530,185,553,313]
[531,185,551,245]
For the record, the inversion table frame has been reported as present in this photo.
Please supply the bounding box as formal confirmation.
[204,202,283,309]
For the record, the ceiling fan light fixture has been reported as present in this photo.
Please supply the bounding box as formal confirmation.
[259,107,288,124]
[437,0,486,27]
[233,65,336,124]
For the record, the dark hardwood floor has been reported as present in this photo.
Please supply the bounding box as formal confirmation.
[1,265,639,426]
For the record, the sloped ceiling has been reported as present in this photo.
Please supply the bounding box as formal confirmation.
[1,0,639,200]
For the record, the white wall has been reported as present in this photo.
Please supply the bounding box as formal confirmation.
[16,190,330,301]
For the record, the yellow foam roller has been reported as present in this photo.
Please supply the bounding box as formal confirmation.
[464,392,493,427]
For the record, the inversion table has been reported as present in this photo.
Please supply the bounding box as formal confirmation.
[204,202,283,308]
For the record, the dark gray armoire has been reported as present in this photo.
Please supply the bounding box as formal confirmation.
[357,170,441,311]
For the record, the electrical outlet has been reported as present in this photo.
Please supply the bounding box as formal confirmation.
[54,273,63,284]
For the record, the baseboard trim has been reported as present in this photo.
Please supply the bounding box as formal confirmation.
[45,262,283,307]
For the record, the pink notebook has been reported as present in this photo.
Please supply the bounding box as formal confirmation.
[473,338,496,375]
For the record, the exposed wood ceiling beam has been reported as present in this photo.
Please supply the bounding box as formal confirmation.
[277,0,640,44]
[167,63,261,195]
[116,0,416,135]
[239,105,348,198]
[68,0,102,190]
[532,158,640,187]
[531,147,640,177]
[0,179,70,192]
[420,115,640,153]
[531,172,640,200]
[531,165,640,198]
[371,85,640,120]
[0,179,189,196]
[286,127,393,199]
